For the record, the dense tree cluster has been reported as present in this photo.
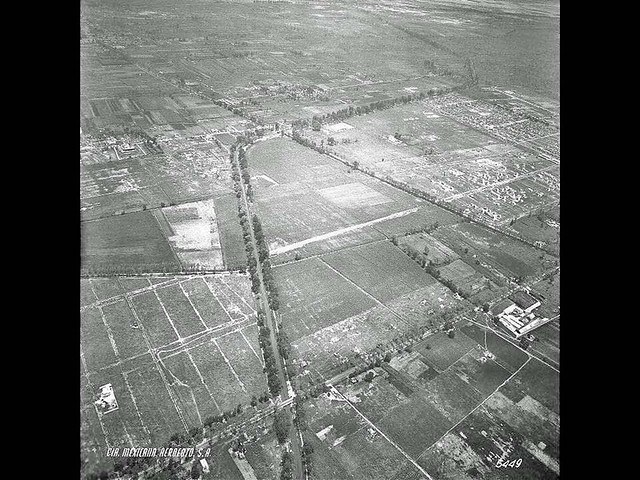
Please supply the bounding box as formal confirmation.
[273,409,291,445]
[258,315,284,396]
[280,451,293,480]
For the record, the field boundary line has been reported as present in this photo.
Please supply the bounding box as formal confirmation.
[415,356,532,462]
[87,279,100,301]
[213,338,247,393]
[179,282,209,331]
[156,320,256,361]
[186,350,223,415]
[97,305,121,360]
[202,277,236,323]
[220,275,257,315]
[330,386,435,480]
[153,289,182,341]
[121,371,152,440]
[240,328,264,367]
[122,292,190,433]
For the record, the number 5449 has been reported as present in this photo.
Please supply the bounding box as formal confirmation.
[496,458,522,468]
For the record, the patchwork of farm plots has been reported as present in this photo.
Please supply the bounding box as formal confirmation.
[80,274,265,466]
[305,94,559,227]
[248,136,460,261]
[305,321,559,480]
[275,241,471,377]
[81,195,246,273]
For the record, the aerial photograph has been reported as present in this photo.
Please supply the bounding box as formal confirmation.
[80,1,559,479]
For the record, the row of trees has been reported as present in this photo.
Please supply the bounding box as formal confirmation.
[291,89,453,131]
[252,215,281,311]
[257,311,284,396]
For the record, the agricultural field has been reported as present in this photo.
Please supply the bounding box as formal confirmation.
[277,239,471,377]
[81,0,559,477]
[432,222,558,286]
[305,92,559,228]
[80,273,266,472]
[248,137,424,255]
[155,199,224,270]
[300,315,558,480]
[80,211,180,274]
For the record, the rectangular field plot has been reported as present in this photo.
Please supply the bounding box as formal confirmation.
[414,330,478,372]
[131,291,180,348]
[322,241,437,303]
[81,279,97,307]
[216,330,266,398]
[418,368,485,423]
[159,199,224,270]
[81,211,180,274]
[292,303,410,375]
[81,306,118,372]
[376,395,452,458]
[318,182,393,209]
[433,222,557,282]
[89,278,123,300]
[189,341,249,413]
[125,364,188,443]
[101,299,149,360]
[118,276,151,293]
[500,358,559,415]
[275,258,377,341]
[181,277,231,329]
[451,351,513,396]
[161,351,222,425]
[461,323,529,373]
[398,232,460,266]
[155,283,208,338]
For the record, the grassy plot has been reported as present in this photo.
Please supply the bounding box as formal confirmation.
[126,363,187,443]
[275,257,377,341]
[322,241,437,303]
[181,277,231,329]
[376,394,452,458]
[155,283,208,338]
[81,306,118,371]
[189,341,247,413]
[216,330,267,399]
[89,278,123,300]
[101,299,149,359]
[161,351,221,425]
[461,323,529,373]
[131,290,180,348]
[450,350,513,397]
[414,330,478,372]
[500,358,559,415]
[118,276,151,293]
[81,211,180,274]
